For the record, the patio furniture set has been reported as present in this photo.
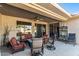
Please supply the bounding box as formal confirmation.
[6,33,53,56]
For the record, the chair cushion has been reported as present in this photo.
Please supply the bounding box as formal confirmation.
[32,38,43,48]
[10,37,17,46]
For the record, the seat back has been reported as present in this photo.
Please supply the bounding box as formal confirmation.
[31,38,44,55]
[32,38,43,49]
[43,34,49,44]
[27,34,32,39]
[10,37,17,47]
[68,33,76,41]
[21,34,32,41]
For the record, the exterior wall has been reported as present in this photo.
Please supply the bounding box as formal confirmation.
[16,17,48,37]
[1,14,48,39]
[2,15,16,40]
[0,4,49,46]
[0,13,2,46]
[60,18,79,44]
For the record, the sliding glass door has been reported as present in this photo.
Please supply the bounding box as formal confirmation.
[49,23,59,39]
[35,24,46,38]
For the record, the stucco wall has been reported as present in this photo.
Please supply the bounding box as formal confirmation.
[16,17,48,37]
[60,18,79,44]
[0,14,48,45]
[2,15,16,40]
[67,18,79,44]
[0,13,2,46]
[0,4,48,46]
[0,13,2,34]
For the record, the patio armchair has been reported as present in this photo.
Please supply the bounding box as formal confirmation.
[46,37,56,50]
[43,34,49,44]
[21,33,32,41]
[31,38,44,56]
[68,33,76,45]
[10,37,26,54]
[21,33,32,48]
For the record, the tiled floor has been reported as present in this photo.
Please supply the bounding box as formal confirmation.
[1,41,79,56]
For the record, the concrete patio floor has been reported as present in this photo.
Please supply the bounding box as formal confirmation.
[1,41,79,56]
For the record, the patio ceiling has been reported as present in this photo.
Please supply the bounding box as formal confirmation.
[1,4,58,23]
[8,3,72,21]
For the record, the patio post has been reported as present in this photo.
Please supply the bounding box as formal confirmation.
[32,22,35,37]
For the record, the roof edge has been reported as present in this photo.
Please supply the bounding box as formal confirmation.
[51,3,72,18]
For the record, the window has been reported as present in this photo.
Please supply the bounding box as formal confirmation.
[16,21,32,35]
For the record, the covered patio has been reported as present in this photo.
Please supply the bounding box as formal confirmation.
[0,3,79,56]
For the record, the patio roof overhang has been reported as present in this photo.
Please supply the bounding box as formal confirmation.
[7,3,72,21]
[69,14,79,20]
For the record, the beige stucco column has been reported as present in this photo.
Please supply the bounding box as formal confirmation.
[32,22,35,37]
[46,23,49,37]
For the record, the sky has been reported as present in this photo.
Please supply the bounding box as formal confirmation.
[58,3,79,15]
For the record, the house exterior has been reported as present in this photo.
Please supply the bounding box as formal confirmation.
[60,15,79,44]
[0,3,79,46]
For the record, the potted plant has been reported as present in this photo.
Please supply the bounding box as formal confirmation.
[3,26,11,46]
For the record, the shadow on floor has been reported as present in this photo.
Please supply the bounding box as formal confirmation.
[0,46,11,56]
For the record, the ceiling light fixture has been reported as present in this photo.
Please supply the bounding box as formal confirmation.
[33,16,43,21]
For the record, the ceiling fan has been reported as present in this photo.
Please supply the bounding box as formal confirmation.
[32,16,43,21]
